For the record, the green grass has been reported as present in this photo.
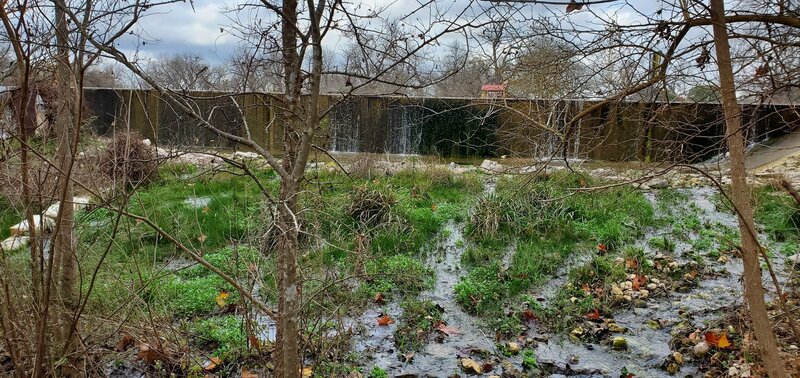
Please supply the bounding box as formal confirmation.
[754,186,800,252]
[456,172,653,334]
[0,195,18,239]
[393,299,443,352]
[186,315,247,360]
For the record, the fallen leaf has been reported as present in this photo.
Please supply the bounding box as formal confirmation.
[435,323,459,335]
[400,351,415,362]
[115,334,134,351]
[204,357,222,372]
[431,203,438,212]
[584,308,602,320]
[301,367,313,378]
[597,243,607,254]
[705,331,732,349]
[631,275,647,291]
[137,343,161,364]
[625,258,639,270]
[522,309,536,321]
[241,368,259,378]
[202,206,210,214]
[581,283,592,295]
[198,234,208,243]
[461,358,482,374]
[716,333,731,349]
[374,292,385,304]
[377,314,394,326]
[216,291,230,308]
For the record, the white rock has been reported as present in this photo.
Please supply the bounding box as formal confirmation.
[9,215,54,235]
[693,341,710,357]
[519,165,537,174]
[1,235,29,252]
[727,366,739,377]
[480,159,502,173]
[142,139,152,146]
[232,151,260,160]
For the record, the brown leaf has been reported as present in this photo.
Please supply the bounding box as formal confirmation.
[435,323,459,335]
[631,275,647,291]
[204,357,222,372]
[115,334,134,351]
[596,243,607,254]
[241,368,259,378]
[522,309,536,322]
[704,331,732,349]
[581,283,592,295]
[625,258,639,270]
[374,292,385,305]
[137,343,162,364]
[566,1,584,13]
[584,308,602,320]
[377,314,394,326]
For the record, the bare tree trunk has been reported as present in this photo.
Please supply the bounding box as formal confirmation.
[709,1,787,376]
[52,3,79,375]
[274,0,302,376]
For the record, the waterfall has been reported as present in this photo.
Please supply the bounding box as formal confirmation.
[329,100,360,152]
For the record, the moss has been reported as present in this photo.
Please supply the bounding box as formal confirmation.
[186,315,247,360]
[754,186,800,249]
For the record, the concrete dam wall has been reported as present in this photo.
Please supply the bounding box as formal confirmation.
[83,88,799,162]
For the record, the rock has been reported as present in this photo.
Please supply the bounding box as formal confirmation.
[9,215,54,235]
[519,165,537,174]
[612,336,628,350]
[638,289,649,299]
[727,366,740,377]
[647,283,658,290]
[233,151,260,160]
[611,284,624,299]
[693,341,710,358]
[480,159,502,173]
[650,177,669,189]
[142,139,152,146]
[461,358,482,374]
[500,360,520,378]
[787,254,800,266]
[607,322,626,333]
[506,341,520,354]
[665,363,680,374]
[672,351,684,365]
[1,235,29,252]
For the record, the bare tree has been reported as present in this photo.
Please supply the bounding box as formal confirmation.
[58,0,492,376]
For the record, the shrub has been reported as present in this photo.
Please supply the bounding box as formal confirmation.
[347,184,396,226]
[101,131,158,188]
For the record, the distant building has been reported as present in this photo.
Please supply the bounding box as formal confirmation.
[480,83,506,99]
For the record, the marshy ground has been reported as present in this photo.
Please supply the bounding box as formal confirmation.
[2,144,800,377]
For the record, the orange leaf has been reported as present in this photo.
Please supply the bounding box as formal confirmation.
[431,203,438,212]
[581,283,592,295]
[241,368,259,378]
[204,357,222,372]
[597,243,607,253]
[631,275,647,291]
[625,258,638,270]
[377,314,394,326]
[704,331,719,345]
[435,323,459,335]
[716,333,731,349]
[216,291,230,308]
[584,308,601,320]
[115,334,134,351]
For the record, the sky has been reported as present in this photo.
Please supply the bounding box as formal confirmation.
[116,0,660,65]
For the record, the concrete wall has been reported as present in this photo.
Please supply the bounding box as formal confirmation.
[83,88,800,162]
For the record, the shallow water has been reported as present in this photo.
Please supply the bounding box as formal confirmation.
[352,186,792,377]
